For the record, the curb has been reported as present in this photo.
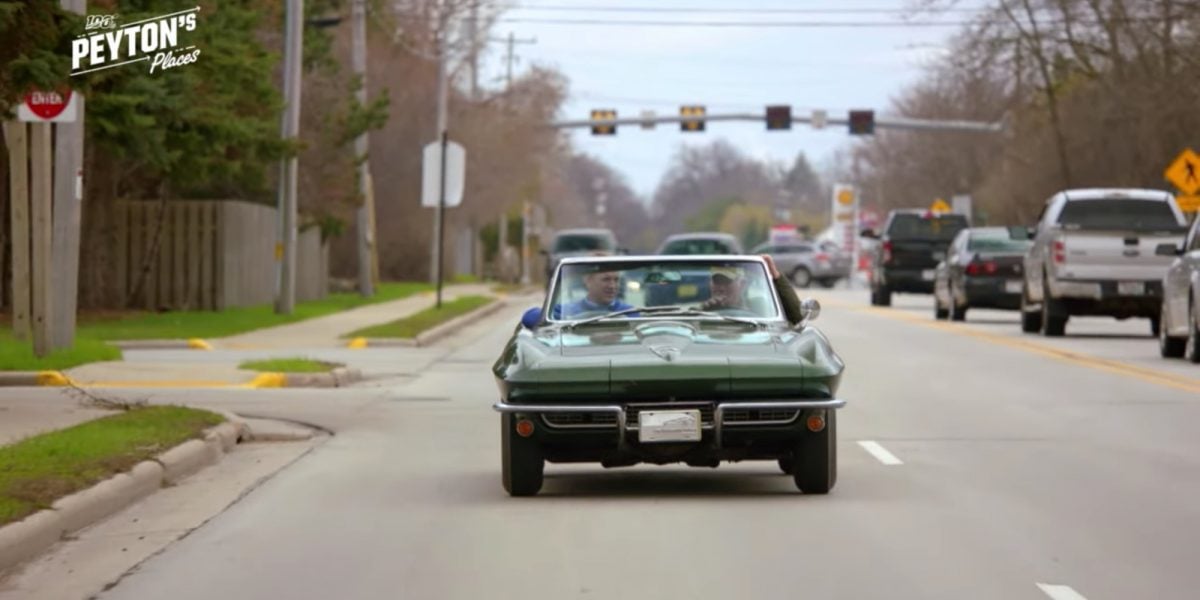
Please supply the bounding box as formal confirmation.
[279,367,364,388]
[347,298,508,349]
[0,371,74,387]
[0,413,250,574]
[110,338,212,351]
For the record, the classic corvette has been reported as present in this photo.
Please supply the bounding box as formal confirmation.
[491,255,847,496]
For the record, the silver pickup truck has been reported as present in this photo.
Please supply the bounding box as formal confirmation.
[1020,188,1189,337]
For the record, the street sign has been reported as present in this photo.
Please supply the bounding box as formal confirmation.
[1165,148,1200,196]
[421,140,466,208]
[639,110,656,130]
[930,198,951,213]
[1175,195,1200,212]
[952,194,972,219]
[17,89,78,123]
[811,109,827,129]
[836,188,855,206]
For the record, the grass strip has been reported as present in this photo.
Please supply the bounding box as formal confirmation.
[0,337,122,372]
[345,295,493,339]
[0,406,224,527]
[238,358,339,373]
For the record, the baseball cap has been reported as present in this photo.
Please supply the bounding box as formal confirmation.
[711,266,744,281]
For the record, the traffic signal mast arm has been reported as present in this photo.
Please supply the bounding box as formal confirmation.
[554,110,1003,133]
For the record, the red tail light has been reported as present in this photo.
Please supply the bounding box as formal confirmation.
[814,252,830,263]
[965,261,998,276]
[882,241,893,264]
[1053,240,1065,264]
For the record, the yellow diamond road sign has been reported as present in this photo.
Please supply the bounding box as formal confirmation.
[1165,148,1200,196]
[930,198,951,213]
[1175,195,1200,213]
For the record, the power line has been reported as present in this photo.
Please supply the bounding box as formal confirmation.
[511,4,989,16]
[492,15,1191,28]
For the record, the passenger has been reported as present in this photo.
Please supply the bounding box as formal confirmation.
[699,256,804,324]
[552,265,636,319]
[763,254,804,325]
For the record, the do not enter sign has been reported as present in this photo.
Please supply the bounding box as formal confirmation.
[17,88,79,123]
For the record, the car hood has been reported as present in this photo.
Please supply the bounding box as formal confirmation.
[493,320,844,401]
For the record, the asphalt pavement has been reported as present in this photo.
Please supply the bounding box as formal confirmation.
[19,288,1200,600]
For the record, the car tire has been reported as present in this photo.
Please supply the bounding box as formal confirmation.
[1186,300,1200,364]
[1041,280,1067,337]
[949,286,967,322]
[818,278,838,289]
[1150,315,1161,338]
[934,294,949,320]
[501,413,544,497]
[1020,284,1042,333]
[1159,302,1186,359]
[792,410,836,494]
[791,267,813,288]
[777,456,794,475]
[870,285,892,307]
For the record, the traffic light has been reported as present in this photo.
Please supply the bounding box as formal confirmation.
[765,105,791,130]
[590,109,617,135]
[848,110,875,135]
[680,105,705,132]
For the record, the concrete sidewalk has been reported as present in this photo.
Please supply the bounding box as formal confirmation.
[0,395,114,446]
[213,283,495,349]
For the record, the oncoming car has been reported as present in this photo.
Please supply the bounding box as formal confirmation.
[491,255,847,496]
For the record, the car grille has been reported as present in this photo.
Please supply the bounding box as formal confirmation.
[722,408,800,425]
[538,403,802,430]
[541,412,619,428]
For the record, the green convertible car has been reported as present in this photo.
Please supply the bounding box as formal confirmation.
[492,255,847,496]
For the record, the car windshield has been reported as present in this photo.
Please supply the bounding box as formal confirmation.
[887,214,969,241]
[660,238,736,254]
[552,234,614,253]
[546,259,780,322]
[1057,199,1185,232]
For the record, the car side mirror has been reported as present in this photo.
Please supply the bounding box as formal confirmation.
[798,298,820,323]
[1155,242,1182,257]
[520,307,543,329]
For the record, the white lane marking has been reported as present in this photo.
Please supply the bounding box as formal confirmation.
[1036,583,1088,600]
[857,440,903,465]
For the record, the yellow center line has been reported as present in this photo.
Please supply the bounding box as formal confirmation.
[819,297,1200,395]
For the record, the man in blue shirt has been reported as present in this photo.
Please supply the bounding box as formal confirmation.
[552,267,636,319]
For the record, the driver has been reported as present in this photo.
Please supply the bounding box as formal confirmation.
[553,266,637,319]
[700,266,748,311]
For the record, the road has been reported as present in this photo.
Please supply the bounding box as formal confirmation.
[66,289,1200,599]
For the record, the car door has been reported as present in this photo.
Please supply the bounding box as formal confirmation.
[1165,218,1200,333]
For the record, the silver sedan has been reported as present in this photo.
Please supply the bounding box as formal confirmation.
[1158,214,1200,362]
[752,241,851,288]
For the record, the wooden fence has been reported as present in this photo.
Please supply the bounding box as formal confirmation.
[116,200,327,311]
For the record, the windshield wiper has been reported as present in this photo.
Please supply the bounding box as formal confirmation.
[567,305,692,329]
[644,308,763,327]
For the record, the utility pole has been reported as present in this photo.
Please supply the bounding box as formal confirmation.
[275,0,304,315]
[49,0,85,350]
[466,1,479,101]
[352,0,375,297]
[497,32,536,91]
[429,0,449,306]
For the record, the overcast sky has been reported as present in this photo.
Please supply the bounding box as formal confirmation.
[476,0,983,199]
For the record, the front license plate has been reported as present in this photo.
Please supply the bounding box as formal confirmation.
[1005,280,1022,294]
[1118,281,1145,296]
[638,410,701,443]
[677,283,698,298]
[921,269,935,281]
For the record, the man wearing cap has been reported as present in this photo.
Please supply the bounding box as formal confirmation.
[700,256,804,324]
[552,266,637,319]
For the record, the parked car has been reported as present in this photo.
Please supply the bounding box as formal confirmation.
[933,227,1034,321]
[542,228,620,282]
[1156,212,1200,361]
[864,210,970,306]
[655,232,744,255]
[492,255,846,496]
[751,240,851,288]
[1020,188,1189,337]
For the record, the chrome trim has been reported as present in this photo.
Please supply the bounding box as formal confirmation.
[539,413,618,429]
[721,410,801,427]
[494,398,845,450]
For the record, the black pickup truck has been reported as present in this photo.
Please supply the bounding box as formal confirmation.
[865,210,970,306]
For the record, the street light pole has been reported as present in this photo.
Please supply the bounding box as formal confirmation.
[275,0,304,315]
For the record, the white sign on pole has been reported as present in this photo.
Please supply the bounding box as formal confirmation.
[640,110,656,130]
[811,109,827,130]
[421,140,466,208]
[952,194,973,221]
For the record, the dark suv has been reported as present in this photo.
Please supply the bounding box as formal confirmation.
[866,210,970,306]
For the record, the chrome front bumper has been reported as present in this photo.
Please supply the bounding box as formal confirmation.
[492,399,846,450]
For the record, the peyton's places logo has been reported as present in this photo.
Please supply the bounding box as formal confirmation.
[71,6,201,76]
